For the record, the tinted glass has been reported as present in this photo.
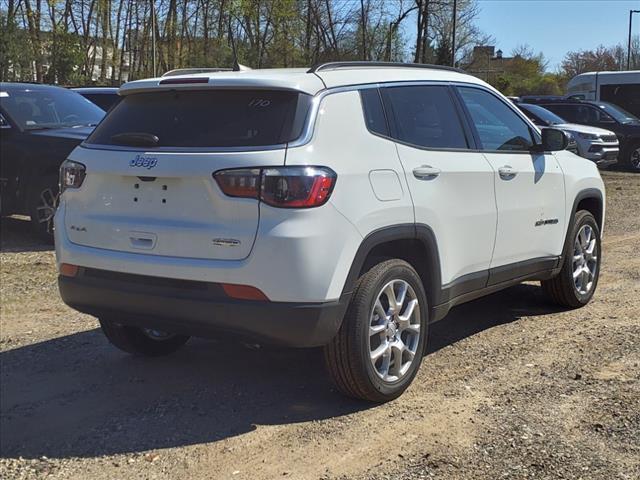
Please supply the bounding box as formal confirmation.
[360,89,388,136]
[0,86,104,130]
[600,84,640,118]
[519,104,566,126]
[82,93,120,111]
[597,102,639,124]
[88,90,310,148]
[381,85,468,149]
[543,104,616,126]
[459,87,534,151]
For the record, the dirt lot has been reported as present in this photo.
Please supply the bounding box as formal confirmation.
[1,171,638,480]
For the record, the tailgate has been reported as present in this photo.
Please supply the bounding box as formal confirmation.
[63,147,285,260]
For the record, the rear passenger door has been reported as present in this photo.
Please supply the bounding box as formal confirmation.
[380,84,497,293]
[456,86,566,278]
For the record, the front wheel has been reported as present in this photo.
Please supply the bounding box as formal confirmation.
[99,318,190,357]
[627,142,640,172]
[542,210,601,308]
[28,178,58,243]
[324,259,428,402]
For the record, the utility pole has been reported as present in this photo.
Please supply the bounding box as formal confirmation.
[151,0,157,77]
[628,10,640,70]
[451,0,457,67]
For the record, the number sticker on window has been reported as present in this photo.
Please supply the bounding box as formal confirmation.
[248,99,271,108]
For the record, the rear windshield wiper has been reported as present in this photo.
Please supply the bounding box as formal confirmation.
[111,132,159,147]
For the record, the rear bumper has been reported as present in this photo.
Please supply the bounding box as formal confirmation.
[59,268,349,347]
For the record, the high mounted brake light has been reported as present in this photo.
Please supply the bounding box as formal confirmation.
[158,77,209,85]
[213,166,337,208]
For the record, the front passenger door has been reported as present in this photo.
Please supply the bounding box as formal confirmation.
[456,86,566,279]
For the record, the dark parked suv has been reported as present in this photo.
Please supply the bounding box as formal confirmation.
[0,83,104,239]
[523,98,640,171]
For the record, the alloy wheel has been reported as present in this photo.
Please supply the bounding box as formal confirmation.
[35,187,58,235]
[572,224,598,295]
[142,328,176,341]
[368,279,421,382]
[631,147,640,171]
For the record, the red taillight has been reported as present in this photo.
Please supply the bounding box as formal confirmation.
[213,166,336,208]
[213,169,261,199]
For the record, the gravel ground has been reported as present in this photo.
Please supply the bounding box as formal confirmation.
[0,171,638,480]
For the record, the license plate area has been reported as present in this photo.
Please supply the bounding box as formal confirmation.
[130,177,177,209]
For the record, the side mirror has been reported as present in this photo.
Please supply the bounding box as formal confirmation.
[539,128,569,152]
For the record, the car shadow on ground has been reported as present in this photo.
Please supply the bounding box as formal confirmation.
[0,282,566,460]
[0,216,53,253]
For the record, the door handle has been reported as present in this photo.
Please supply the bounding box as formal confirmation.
[413,165,441,180]
[498,165,517,179]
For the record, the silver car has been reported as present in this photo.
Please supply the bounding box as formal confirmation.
[517,103,618,168]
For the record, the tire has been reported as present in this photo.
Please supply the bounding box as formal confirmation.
[542,210,601,308]
[99,318,190,357]
[324,259,428,402]
[626,141,640,172]
[28,177,58,243]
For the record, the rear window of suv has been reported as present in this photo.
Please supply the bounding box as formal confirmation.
[86,89,311,148]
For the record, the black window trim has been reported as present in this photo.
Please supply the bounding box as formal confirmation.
[364,83,478,153]
[358,87,391,139]
[79,80,546,154]
[453,84,543,155]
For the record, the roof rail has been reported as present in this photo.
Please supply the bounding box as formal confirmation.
[307,61,464,74]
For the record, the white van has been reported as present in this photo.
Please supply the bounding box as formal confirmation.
[567,71,640,117]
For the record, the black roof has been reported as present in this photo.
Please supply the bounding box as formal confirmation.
[519,97,608,107]
[72,87,119,94]
[0,82,69,92]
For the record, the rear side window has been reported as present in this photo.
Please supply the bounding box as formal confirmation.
[360,89,389,136]
[458,87,534,151]
[542,104,613,125]
[601,84,640,118]
[380,85,468,149]
[87,89,311,148]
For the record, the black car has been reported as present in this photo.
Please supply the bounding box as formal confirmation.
[522,98,640,171]
[0,83,105,239]
[72,87,120,111]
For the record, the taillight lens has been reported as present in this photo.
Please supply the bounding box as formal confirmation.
[214,166,336,208]
[261,167,336,208]
[213,168,261,198]
[60,160,86,193]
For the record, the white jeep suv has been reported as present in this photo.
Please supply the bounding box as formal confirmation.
[56,62,605,402]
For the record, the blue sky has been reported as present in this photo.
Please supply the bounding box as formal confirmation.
[474,0,640,71]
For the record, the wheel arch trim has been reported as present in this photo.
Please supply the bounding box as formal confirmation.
[340,223,442,310]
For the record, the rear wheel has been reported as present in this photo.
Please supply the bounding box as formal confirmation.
[542,210,601,308]
[324,259,428,402]
[627,142,640,172]
[28,177,58,243]
[99,318,190,356]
